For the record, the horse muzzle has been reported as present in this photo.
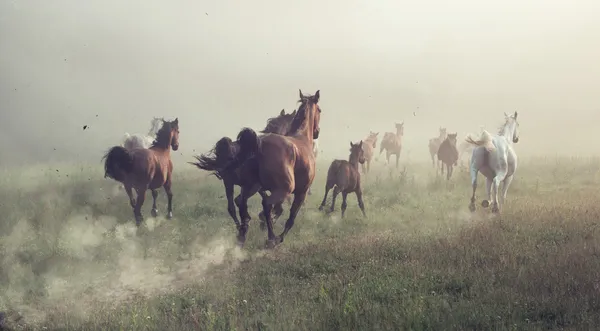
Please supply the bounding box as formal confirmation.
[513,137,519,143]
[314,129,320,140]
[172,144,179,151]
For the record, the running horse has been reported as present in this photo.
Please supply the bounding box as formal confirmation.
[466,112,520,213]
[190,109,297,229]
[428,127,447,168]
[379,122,404,168]
[361,131,379,174]
[437,133,459,180]
[233,89,322,248]
[103,118,180,225]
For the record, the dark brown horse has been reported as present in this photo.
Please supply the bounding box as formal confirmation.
[103,118,180,225]
[379,122,404,168]
[319,141,367,217]
[234,89,321,248]
[437,133,459,180]
[190,109,296,229]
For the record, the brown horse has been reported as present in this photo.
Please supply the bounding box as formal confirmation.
[361,131,379,174]
[190,109,296,229]
[428,127,447,168]
[103,118,180,226]
[379,122,404,167]
[234,89,321,248]
[437,133,459,180]
[319,141,367,217]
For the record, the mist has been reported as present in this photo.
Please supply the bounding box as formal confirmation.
[1,0,600,166]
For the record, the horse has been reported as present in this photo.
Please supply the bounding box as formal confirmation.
[233,89,321,248]
[437,133,459,180]
[466,112,520,213]
[190,109,296,229]
[319,141,367,217]
[103,118,180,225]
[379,122,404,168]
[428,127,447,168]
[122,117,163,150]
[361,131,379,174]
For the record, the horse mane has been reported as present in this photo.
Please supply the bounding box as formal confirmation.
[152,121,175,148]
[289,94,318,135]
[259,112,295,134]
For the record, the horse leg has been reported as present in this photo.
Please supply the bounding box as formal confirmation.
[431,152,436,168]
[356,188,367,217]
[341,192,348,218]
[469,165,479,212]
[386,151,391,165]
[395,153,400,168]
[133,187,147,226]
[447,163,451,180]
[225,181,240,229]
[124,184,135,208]
[163,179,174,219]
[151,189,159,217]
[500,175,514,209]
[237,183,260,246]
[319,183,333,211]
[491,172,507,213]
[278,191,308,244]
[482,177,492,208]
[440,161,444,176]
[329,186,341,212]
[259,190,277,248]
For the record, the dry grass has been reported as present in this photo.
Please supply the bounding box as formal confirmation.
[1,156,600,330]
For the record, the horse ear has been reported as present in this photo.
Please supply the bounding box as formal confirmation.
[350,141,354,147]
[514,111,518,119]
[299,89,304,100]
[173,118,178,125]
[292,109,297,116]
[359,140,363,147]
[280,109,285,116]
[504,112,509,118]
[314,90,320,103]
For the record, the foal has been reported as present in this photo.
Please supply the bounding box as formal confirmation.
[319,141,367,217]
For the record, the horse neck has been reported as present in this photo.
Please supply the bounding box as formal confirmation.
[396,128,403,137]
[150,136,172,153]
[291,106,315,143]
[500,121,516,145]
[348,154,360,168]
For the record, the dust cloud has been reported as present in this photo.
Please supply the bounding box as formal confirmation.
[0,212,251,326]
[1,0,600,167]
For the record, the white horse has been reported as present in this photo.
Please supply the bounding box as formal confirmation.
[122,117,163,150]
[466,111,520,213]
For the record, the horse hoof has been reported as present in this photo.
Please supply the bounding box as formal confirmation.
[167,211,173,219]
[468,204,476,212]
[135,217,143,226]
[318,205,325,211]
[151,209,158,217]
[259,211,266,223]
[481,200,490,208]
[259,221,267,231]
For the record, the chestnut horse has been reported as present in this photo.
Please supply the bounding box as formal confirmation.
[361,131,379,174]
[379,122,404,168]
[428,127,447,168]
[103,118,180,226]
[190,109,296,229]
[234,89,321,248]
[319,141,367,217]
[437,133,459,180]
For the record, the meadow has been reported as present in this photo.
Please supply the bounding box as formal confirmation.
[1,156,600,330]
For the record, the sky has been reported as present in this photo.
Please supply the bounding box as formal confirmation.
[1,0,600,165]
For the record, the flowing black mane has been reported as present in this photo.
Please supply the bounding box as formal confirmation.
[152,120,176,148]
[259,110,296,135]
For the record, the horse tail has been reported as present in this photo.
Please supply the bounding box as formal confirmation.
[189,137,236,179]
[236,127,260,160]
[465,130,495,151]
[102,146,134,182]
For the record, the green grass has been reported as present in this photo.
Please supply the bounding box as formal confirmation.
[1,157,600,330]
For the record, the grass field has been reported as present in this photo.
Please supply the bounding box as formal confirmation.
[1,156,600,330]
